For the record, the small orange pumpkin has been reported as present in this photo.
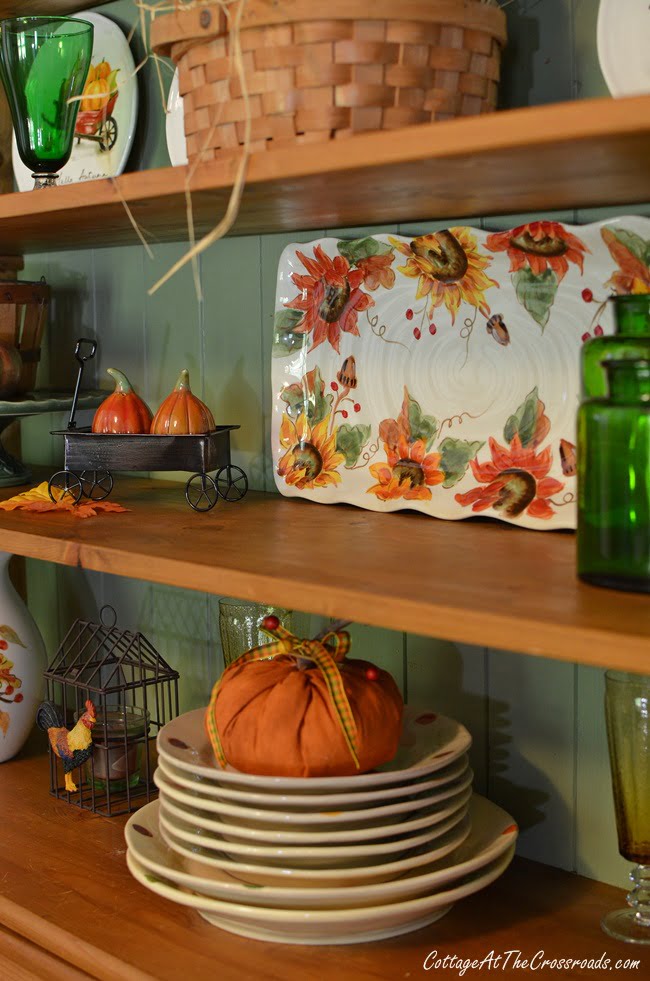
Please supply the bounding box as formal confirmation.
[82,78,110,112]
[151,370,215,435]
[92,369,153,434]
[95,58,112,80]
[208,625,404,778]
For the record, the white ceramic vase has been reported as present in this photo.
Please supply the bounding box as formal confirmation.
[0,552,47,763]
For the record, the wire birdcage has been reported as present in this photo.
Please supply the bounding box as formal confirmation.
[43,606,179,817]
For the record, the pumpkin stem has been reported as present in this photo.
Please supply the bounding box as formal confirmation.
[106,368,134,394]
[174,369,192,392]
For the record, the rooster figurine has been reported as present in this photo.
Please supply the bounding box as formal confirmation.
[37,700,97,792]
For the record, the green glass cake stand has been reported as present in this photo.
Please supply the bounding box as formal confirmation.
[0,389,106,487]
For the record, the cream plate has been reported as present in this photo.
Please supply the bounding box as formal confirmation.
[127,795,514,910]
[158,784,472,844]
[166,69,188,166]
[157,705,471,789]
[597,0,650,97]
[159,798,470,868]
[158,805,471,888]
[13,12,138,189]
[126,845,515,944]
[156,752,469,808]
[154,764,473,829]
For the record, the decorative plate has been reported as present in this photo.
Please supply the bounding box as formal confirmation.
[597,0,650,97]
[157,783,473,846]
[153,763,473,827]
[156,752,469,808]
[157,705,472,789]
[271,216,650,530]
[12,12,138,190]
[157,804,471,889]
[166,69,188,167]
[159,797,470,868]
[126,838,515,944]
[126,795,513,911]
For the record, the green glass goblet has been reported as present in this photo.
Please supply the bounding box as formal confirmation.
[602,671,650,944]
[0,16,93,189]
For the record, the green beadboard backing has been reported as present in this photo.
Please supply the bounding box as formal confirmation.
[15,0,644,891]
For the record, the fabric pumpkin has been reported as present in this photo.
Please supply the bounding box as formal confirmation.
[207,626,403,778]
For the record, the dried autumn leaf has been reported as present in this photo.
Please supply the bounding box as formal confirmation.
[0,481,129,518]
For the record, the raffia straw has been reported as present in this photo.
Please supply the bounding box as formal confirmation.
[147,0,251,295]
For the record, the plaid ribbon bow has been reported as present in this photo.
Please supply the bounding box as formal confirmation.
[206,623,360,770]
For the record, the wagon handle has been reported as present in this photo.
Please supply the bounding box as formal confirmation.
[68,338,97,430]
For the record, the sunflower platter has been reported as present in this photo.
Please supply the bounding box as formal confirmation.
[271,215,650,530]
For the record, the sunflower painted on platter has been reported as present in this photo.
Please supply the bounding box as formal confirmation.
[389,228,498,323]
[486,220,590,329]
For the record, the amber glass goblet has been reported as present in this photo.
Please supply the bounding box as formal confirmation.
[602,671,650,944]
[0,16,93,189]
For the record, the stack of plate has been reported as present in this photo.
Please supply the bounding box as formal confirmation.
[126,706,517,944]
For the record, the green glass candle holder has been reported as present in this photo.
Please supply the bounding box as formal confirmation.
[0,16,93,189]
[582,294,650,398]
[577,358,650,593]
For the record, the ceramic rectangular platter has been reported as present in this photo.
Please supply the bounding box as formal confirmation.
[271,216,650,530]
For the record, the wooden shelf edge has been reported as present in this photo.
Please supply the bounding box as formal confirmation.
[0,94,649,253]
[1,476,647,671]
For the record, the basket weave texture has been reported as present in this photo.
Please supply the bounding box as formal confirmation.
[152,1,507,165]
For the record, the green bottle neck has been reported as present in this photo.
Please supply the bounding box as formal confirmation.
[613,294,650,337]
[605,360,650,403]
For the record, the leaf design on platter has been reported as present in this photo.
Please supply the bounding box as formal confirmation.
[503,388,551,449]
[0,710,9,737]
[280,367,333,425]
[133,824,154,837]
[438,438,484,488]
[401,391,437,450]
[337,237,393,265]
[336,423,371,468]
[605,227,650,267]
[512,267,558,329]
[273,308,307,356]
[0,625,26,647]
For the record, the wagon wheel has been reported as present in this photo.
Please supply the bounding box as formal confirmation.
[48,470,83,505]
[99,117,118,152]
[80,469,114,501]
[185,473,218,513]
[216,465,248,502]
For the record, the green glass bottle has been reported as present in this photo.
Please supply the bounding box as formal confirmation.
[582,295,650,398]
[578,358,650,593]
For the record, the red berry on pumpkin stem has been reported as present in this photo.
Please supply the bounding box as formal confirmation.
[262,615,280,631]
[365,667,379,681]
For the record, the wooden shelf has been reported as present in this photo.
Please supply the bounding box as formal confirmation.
[0,2,111,15]
[1,474,648,671]
[1,752,645,981]
[1,95,649,254]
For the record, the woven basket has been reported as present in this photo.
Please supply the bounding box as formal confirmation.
[0,279,49,394]
[152,0,507,165]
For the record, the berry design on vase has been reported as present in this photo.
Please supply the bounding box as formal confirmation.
[0,626,25,737]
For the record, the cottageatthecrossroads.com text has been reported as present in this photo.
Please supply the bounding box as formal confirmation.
[421,950,642,974]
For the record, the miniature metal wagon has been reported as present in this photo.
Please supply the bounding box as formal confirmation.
[48,340,248,512]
